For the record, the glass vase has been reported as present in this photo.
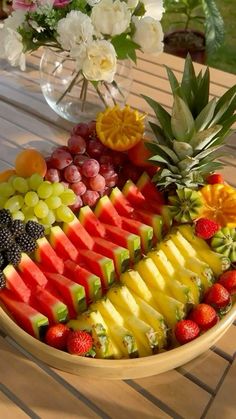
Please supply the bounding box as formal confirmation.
[39,48,133,123]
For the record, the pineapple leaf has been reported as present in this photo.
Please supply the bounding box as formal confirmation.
[210,85,236,126]
[178,156,200,171]
[195,145,223,160]
[202,0,224,54]
[194,98,217,131]
[149,155,179,173]
[214,114,236,141]
[195,68,210,116]
[190,125,222,150]
[181,54,197,110]
[173,141,193,159]
[165,67,187,103]
[147,143,179,164]
[142,95,173,141]
[171,95,195,141]
[148,122,170,146]
[197,161,224,174]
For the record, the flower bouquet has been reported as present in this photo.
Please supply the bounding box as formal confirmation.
[0,0,164,121]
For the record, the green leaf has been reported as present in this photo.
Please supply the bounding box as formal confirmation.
[133,1,146,16]
[142,95,173,141]
[195,67,210,116]
[197,161,224,174]
[111,34,140,63]
[148,122,169,145]
[210,85,236,126]
[191,125,222,150]
[149,144,179,164]
[181,54,197,111]
[196,145,223,160]
[202,0,224,54]
[178,156,199,171]
[171,95,195,141]
[194,98,216,131]
[173,141,193,159]
[214,114,236,142]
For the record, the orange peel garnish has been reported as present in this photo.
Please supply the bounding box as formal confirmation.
[96,105,145,151]
[199,184,236,227]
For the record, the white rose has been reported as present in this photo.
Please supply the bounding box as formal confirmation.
[86,0,101,5]
[4,10,26,31]
[126,0,139,8]
[0,27,25,70]
[142,0,164,21]
[82,40,117,82]
[132,16,163,54]
[91,0,131,37]
[57,11,93,51]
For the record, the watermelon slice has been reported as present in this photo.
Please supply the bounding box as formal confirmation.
[33,287,68,324]
[63,218,94,249]
[93,237,130,275]
[122,180,146,207]
[18,253,48,290]
[103,224,141,264]
[134,209,163,241]
[34,237,64,274]
[79,206,106,238]
[64,260,102,303]
[44,272,87,316]
[94,196,122,227]
[136,172,164,204]
[78,249,116,289]
[0,289,48,339]
[121,216,153,253]
[109,187,134,217]
[3,265,31,303]
[49,226,78,261]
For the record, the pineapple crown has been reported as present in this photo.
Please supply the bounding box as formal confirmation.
[143,55,236,190]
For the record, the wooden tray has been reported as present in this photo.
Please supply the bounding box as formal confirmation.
[1,301,235,380]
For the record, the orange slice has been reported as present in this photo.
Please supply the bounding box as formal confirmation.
[96,105,145,151]
[200,184,236,227]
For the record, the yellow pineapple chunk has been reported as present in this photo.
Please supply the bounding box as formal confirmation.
[157,238,185,268]
[176,267,203,304]
[134,257,168,292]
[107,285,140,317]
[125,315,158,355]
[150,290,186,327]
[120,270,155,306]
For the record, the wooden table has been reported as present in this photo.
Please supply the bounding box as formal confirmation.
[0,50,236,419]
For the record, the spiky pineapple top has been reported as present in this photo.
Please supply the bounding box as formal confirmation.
[143,55,236,192]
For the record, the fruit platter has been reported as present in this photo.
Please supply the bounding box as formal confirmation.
[0,58,236,380]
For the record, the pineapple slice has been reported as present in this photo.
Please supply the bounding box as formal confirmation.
[157,238,185,268]
[125,315,159,355]
[176,267,203,304]
[148,250,192,304]
[120,270,156,307]
[178,224,231,275]
[150,289,186,328]
[134,257,168,292]
[107,285,140,317]
[68,310,122,359]
[90,299,139,358]
[133,295,168,349]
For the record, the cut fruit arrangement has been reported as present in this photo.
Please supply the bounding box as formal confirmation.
[0,56,236,361]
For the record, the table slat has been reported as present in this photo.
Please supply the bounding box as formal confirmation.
[0,391,29,419]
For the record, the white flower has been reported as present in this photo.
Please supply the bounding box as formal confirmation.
[0,27,25,70]
[91,0,131,37]
[4,10,26,31]
[142,0,164,21]
[57,11,94,51]
[86,0,101,5]
[132,16,163,54]
[82,40,117,82]
[126,0,139,8]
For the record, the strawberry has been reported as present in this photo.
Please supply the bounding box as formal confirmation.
[207,173,224,184]
[67,330,95,356]
[189,303,218,330]
[175,320,200,345]
[45,324,70,350]
[195,218,220,239]
[204,283,231,309]
[218,270,236,295]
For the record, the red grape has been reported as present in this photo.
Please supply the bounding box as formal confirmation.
[87,139,105,158]
[69,195,83,212]
[60,181,69,188]
[112,152,128,167]
[68,135,86,154]
[70,181,87,196]
[82,190,100,207]
[87,120,97,136]
[72,123,90,139]
[89,174,106,192]
[99,163,115,177]
[105,172,118,187]
[73,154,89,166]
[51,148,73,170]
[81,159,100,178]
[45,168,61,183]
[99,154,114,165]
[64,165,81,183]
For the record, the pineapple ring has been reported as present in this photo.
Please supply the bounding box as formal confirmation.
[96,105,145,151]
[200,184,236,227]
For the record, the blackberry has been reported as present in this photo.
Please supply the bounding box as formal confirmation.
[5,243,22,266]
[0,209,12,228]
[0,270,6,289]
[25,221,45,239]
[0,227,13,250]
[0,252,5,269]
[11,219,25,237]
[16,233,37,253]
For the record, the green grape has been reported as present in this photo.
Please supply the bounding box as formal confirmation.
[5,195,24,213]
[0,182,14,197]
[13,177,29,194]
[28,173,43,190]
[34,200,49,219]
[45,196,61,210]
[0,196,6,208]
[37,182,53,199]
[41,210,56,226]
[52,182,65,196]
[8,175,17,185]
[12,211,25,221]
[60,190,76,206]
[24,215,38,223]
[22,205,34,217]
[24,191,39,207]
[56,205,75,223]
